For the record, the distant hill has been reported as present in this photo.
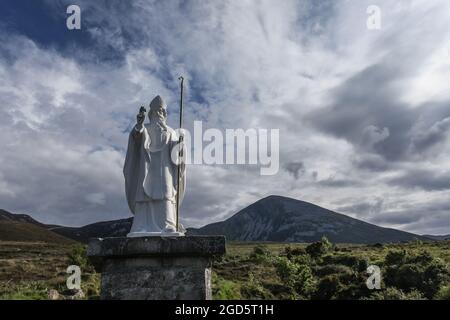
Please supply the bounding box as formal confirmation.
[0,209,45,226]
[187,196,429,244]
[49,218,132,243]
[0,196,437,244]
[423,234,450,241]
[0,209,75,244]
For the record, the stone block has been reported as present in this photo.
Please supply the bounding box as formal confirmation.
[87,236,226,300]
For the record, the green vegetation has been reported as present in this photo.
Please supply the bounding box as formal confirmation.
[0,282,49,300]
[213,239,450,300]
[1,239,449,300]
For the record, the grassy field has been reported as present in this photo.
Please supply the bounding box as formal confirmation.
[0,239,449,300]
[0,241,99,299]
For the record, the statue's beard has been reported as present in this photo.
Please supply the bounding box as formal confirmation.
[149,114,167,131]
[147,114,169,152]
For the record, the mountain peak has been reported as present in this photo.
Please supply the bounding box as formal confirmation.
[257,195,322,208]
[259,195,296,202]
[190,196,427,244]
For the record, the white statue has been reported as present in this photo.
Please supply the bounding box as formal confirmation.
[124,95,186,237]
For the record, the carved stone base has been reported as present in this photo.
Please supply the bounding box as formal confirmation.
[87,236,226,300]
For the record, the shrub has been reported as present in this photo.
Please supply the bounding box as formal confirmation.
[284,246,306,260]
[81,273,100,299]
[313,274,345,300]
[275,257,315,299]
[322,254,368,272]
[336,281,371,300]
[240,272,273,300]
[67,244,91,271]
[384,250,450,299]
[312,264,367,300]
[291,253,313,266]
[249,245,271,262]
[435,285,450,300]
[213,275,242,300]
[252,245,271,257]
[314,264,354,278]
[411,251,434,264]
[384,250,407,266]
[306,237,333,258]
[275,257,299,289]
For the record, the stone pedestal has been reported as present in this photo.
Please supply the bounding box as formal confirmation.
[87,236,226,300]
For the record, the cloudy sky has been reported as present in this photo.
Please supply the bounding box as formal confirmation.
[1,0,450,235]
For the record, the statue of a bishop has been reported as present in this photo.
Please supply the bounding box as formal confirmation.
[123,95,186,237]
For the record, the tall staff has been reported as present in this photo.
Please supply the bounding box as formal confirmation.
[176,76,184,232]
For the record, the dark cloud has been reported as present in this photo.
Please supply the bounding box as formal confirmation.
[352,153,390,172]
[370,200,450,234]
[337,198,383,216]
[388,169,450,191]
[283,161,305,179]
[317,177,361,188]
[307,63,450,162]
[411,117,450,153]
[370,210,424,226]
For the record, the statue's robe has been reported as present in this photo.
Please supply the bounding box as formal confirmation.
[123,122,186,234]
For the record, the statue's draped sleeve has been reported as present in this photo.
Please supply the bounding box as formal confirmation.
[123,127,148,214]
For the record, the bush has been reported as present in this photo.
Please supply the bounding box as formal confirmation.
[384,250,450,299]
[252,245,271,257]
[322,254,368,272]
[275,257,315,299]
[213,275,242,300]
[81,273,100,299]
[312,264,368,299]
[275,257,297,288]
[384,250,407,266]
[284,246,306,260]
[249,245,272,262]
[314,264,354,278]
[67,244,92,271]
[435,285,450,300]
[313,274,345,300]
[306,237,333,258]
[411,251,434,264]
[291,253,313,266]
[240,272,273,300]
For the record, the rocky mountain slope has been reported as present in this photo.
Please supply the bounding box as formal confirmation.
[187,196,428,244]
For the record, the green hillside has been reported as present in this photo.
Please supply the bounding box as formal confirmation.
[0,221,75,244]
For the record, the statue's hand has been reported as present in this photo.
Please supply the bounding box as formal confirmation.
[136,112,145,130]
